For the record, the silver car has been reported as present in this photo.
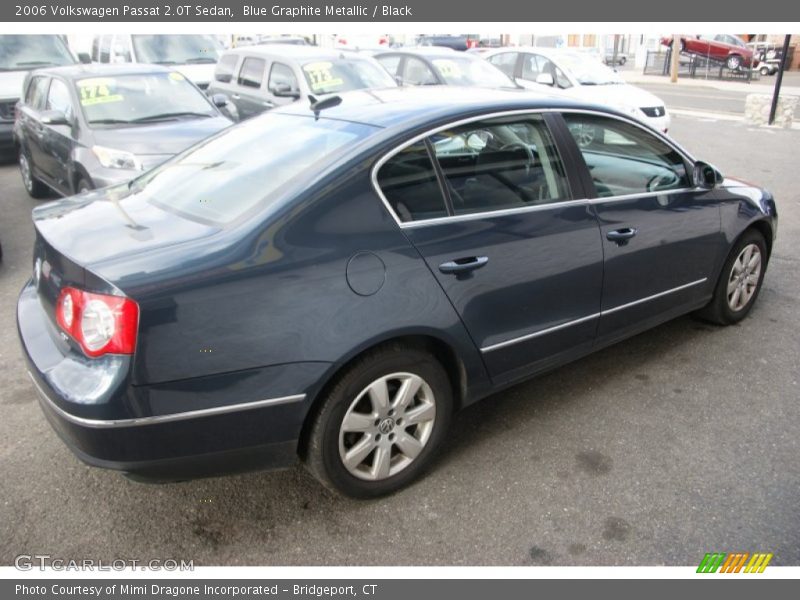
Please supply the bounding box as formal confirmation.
[207,44,396,121]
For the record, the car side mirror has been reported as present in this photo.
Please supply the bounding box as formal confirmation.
[214,72,233,83]
[693,161,723,189]
[394,75,404,86]
[210,93,229,108]
[535,72,555,86]
[40,110,69,126]
[77,52,91,64]
[271,83,301,99]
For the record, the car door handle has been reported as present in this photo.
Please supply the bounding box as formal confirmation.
[606,228,638,246]
[438,256,489,276]
[231,93,240,100]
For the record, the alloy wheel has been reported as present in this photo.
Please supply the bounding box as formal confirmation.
[19,153,33,193]
[338,372,436,481]
[727,243,762,312]
[569,123,597,147]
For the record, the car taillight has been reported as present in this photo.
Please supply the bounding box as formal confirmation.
[56,287,138,357]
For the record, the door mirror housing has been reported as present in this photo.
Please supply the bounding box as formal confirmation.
[77,52,91,64]
[210,93,229,108]
[535,72,555,86]
[271,82,301,99]
[40,110,69,126]
[693,161,723,189]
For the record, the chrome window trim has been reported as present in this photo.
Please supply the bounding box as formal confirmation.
[28,372,305,429]
[480,277,708,353]
[370,107,698,229]
[588,187,696,205]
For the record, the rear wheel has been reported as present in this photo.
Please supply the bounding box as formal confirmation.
[760,65,770,76]
[305,345,453,498]
[75,177,92,194]
[697,230,767,325]
[19,148,49,199]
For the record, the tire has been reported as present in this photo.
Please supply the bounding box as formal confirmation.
[697,229,767,325]
[726,54,742,70]
[75,177,92,194]
[19,148,49,199]
[619,56,627,65]
[305,345,453,498]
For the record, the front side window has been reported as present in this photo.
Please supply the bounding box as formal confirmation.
[563,114,689,198]
[430,115,571,215]
[237,57,265,88]
[214,54,239,82]
[26,76,49,110]
[402,57,437,85]
[268,62,299,93]
[376,142,447,223]
[430,57,513,88]
[45,79,74,120]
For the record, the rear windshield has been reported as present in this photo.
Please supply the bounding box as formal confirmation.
[0,35,75,71]
[133,113,377,225]
[301,59,396,95]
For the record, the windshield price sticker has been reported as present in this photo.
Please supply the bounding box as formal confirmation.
[78,78,124,106]
[432,60,463,78]
[302,62,344,92]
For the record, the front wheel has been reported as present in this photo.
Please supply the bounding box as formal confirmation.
[305,345,453,498]
[697,230,767,325]
[726,54,742,70]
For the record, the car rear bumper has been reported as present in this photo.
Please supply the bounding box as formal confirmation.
[17,279,321,481]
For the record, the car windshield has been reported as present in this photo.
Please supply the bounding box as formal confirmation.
[556,53,623,85]
[133,113,378,225]
[131,35,220,65]
[301,59,396,95]
[430,57,515,88]
[0,35,75,71]
[76,72,216,126]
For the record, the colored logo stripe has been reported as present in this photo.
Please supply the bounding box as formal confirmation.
[697,552,773,573]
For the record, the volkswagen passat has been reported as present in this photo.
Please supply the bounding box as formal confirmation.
[17,87,777,498]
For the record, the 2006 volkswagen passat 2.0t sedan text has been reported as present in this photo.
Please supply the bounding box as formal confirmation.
[17,87,777,498]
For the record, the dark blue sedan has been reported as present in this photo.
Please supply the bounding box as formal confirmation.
[17,87,777,497]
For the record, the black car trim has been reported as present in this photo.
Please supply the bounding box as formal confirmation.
[28,372,305,429]
[480,277,708,353]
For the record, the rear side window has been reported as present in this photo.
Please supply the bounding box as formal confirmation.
[237,56,265,88]
[376,142,447,223]
[563,114,689,198]
[25,76,49,110]
[430,115,570,215]
[215,53,239,82]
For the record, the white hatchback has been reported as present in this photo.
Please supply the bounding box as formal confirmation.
[483,47,671,133]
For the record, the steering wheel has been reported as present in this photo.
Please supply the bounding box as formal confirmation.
[647,172,679,193]
[499,142,535,173]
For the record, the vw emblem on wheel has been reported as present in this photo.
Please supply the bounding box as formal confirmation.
[378,418,395,434]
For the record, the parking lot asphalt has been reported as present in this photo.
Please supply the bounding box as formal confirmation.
[0,115,798,567]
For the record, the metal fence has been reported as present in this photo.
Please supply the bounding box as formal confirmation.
[643,49,758,82]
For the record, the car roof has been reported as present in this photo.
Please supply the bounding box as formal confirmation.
[274,85,617,130]
[28,63,176,80]
[223,44,373,61]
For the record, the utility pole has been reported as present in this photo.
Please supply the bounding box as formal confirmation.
[670,34,681,83]
[769,35,792,125]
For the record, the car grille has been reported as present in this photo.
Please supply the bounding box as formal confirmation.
[0,99,17,122]
[640,106,666,118]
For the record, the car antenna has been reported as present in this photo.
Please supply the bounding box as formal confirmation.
[308,94,342,120]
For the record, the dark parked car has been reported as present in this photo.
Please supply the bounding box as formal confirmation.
[661,34,754,70]
[0,35,81,158]
[18,87,777,498]
[14,64,232,198]
[414,34,479,51]
[208,45,396,121]
[376,48,516,88]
